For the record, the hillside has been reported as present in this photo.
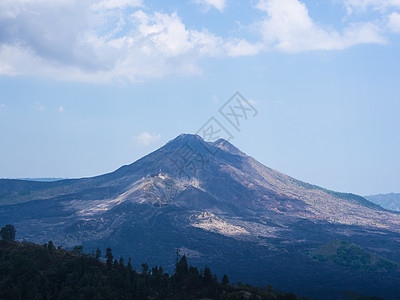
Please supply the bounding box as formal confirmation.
[311,240,398,272]
[365,194,400,212]
[0,239,305,300]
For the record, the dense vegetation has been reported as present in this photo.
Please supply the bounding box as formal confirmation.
[0,225,388,300]
[312,240,398,272]
[0,239,307,300]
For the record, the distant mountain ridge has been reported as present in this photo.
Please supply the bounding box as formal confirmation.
[1,133,400,299]
[366,193,400,212]
[17,178,68,182]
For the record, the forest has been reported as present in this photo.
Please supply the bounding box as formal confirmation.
[0,225,384,300]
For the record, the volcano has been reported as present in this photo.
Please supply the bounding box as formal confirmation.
[1,134,400,299]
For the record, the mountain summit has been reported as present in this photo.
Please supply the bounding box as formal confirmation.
[1,134,400,299]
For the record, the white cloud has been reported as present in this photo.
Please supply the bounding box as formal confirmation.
[131,11,193,56]
[194,0,226,12]
[0,0,259,82]
[0,1,263,82]
[0,0,395,82]
[342,0,400,14]
[0,61,15,75]
[58,106,64,112]
[255,0,385,52]
[388,12,400,32]
[225,39,263,56]
[93,0,143,10]
[134,132,161,147]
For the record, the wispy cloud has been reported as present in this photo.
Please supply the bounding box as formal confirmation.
[58,106,64,113]
[342,0,400,14]
[92,0,143,10]
[194,0,227,12]
[134,132,161,147]
[248,99,257,106]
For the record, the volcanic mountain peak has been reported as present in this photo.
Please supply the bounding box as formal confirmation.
[2,133,400,300]
[165,133,209,151]
[211,138,246,156]
[2,133,400,236]
[89,134,400,235]
[162,134,244,159]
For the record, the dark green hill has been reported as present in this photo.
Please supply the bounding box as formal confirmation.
[311,240,398,272]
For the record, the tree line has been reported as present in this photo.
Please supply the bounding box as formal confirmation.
[0,224,383,300]
[0,224,306,299]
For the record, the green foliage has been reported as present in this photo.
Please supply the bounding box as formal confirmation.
[222,274,229,285]
[72,245,83,254]
[0,240,310,300]
[141,262,149,274]
[119,256,125,266]
[127,257,133,270]
[95,247,101,259]
[47,241,55,254]
[343,290,385,300]
[0,224,16,241]
[105,247,113,268]
[312,240,398,272]
[175,254,188,276]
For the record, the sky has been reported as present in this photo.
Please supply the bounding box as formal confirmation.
[0,0,399,196]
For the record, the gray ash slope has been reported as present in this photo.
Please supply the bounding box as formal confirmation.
[1,134,400,299]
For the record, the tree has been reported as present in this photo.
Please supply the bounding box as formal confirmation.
[95,248,102,259]
[106,247,113,268]
[176,255,188,275]
[113,259,119,267]
[0,224,16,241]
[222,274,229,285]
[119,257,125,266]
[73,245,83,254]
[141,263,149,274]
[127,257,133,271]
[203,266,212,284]
[48,241,55,253]
[189,266,199,277]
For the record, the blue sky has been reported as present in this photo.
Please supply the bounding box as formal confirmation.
[0,0,399,195]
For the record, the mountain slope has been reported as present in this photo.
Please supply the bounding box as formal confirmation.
[0,240,306,300]
[366,193,400,211]
[1,134,400,299]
